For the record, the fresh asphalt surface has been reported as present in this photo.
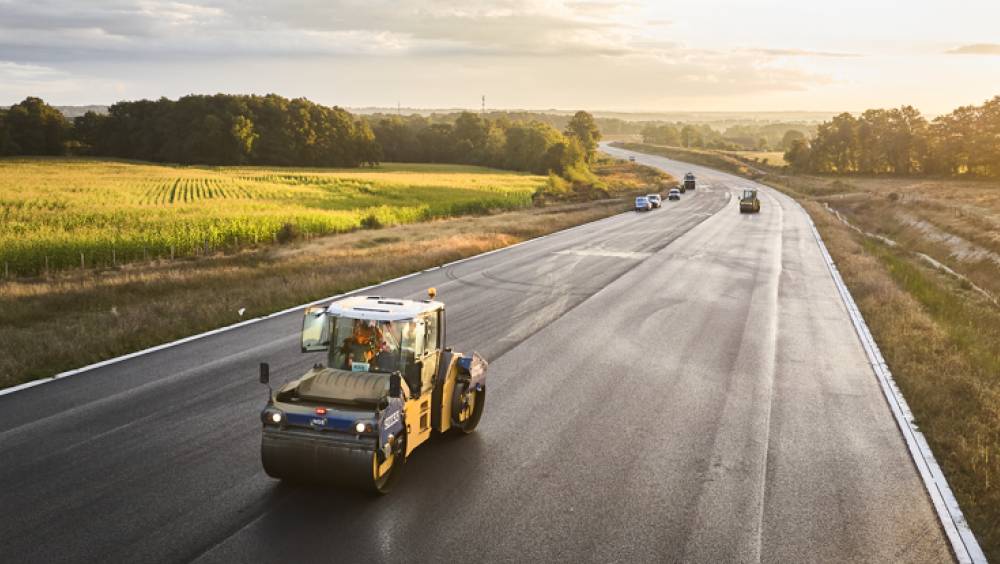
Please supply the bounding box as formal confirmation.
[0,144,953,563]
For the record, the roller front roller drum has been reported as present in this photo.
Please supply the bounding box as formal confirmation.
[451,383,486,434]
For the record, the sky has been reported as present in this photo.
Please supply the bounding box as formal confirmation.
[1,0,999,114]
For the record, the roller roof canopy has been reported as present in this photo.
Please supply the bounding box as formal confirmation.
[324,296,443,321]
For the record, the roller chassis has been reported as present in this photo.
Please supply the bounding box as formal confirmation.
[258,295,487,494]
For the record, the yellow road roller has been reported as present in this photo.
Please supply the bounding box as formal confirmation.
[739,188,761,213]
[257,289,487,494]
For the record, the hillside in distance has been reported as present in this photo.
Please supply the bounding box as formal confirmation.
[350,107,839,124]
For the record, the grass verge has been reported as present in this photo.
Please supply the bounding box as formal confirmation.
[805,200,999,560]
[610,142,765,178]
[619,142,999,558]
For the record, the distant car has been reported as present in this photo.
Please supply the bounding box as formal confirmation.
[628,156,636,162]
[634,196,652,211]
[739,189,761,213]
[668,188,681,201]
[647,194,662,208]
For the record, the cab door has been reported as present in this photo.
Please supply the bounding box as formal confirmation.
[402,312,441,455]
[418,310,442,395]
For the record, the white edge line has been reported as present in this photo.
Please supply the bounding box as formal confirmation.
[610,143,987,562]
[0,206,629,398]
[796,200,987,564]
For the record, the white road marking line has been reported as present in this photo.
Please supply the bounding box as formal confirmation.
[553,249,652,259]
[798,199,986,564]
[606,142,986,563]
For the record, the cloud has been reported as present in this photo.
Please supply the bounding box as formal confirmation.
[946,43,1000,55]
[753,48,861,58]
[0,0,839,105]
[0,61,64,79]
[0,0,840,71]
[0,0,632,60]
[0,60,89,99]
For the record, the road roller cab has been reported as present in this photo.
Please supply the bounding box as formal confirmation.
[258,290,487,494]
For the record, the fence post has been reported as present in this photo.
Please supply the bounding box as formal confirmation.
[81,252,85,270]
[170,245,175,260]
[44,256,49,275]
[112,248,116,266]
[4,262,7,279]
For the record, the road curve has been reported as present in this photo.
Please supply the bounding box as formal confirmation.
[0,146,952,563]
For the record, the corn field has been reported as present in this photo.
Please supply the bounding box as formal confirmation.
[0,159,543,276]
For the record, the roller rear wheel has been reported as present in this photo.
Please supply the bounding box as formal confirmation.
[370,436,405,495]
[451,383,486,434]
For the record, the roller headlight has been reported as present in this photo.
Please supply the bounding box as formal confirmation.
[262,409,284,425]
[354,421,375,434]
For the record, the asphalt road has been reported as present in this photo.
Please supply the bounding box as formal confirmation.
[0,145,953,563]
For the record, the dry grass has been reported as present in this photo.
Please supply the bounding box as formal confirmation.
[766,174,1000,299]
[806,200,1000,560]
[720,150,788,167]
[756,166,1000,560]
[600,133,643,143]
[612,141,1000,556]
[591,155,676,193]
[754,165,1000,560]
[0,199,630,388]
[610,142,765,178]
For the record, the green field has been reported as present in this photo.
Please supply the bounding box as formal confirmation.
[0,158,545,275]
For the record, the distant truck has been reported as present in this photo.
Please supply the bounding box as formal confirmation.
[683,172,696,191]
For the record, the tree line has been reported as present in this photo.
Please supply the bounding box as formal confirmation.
[0,96,601,179]
[361,110,637,138]
[370,110,600,177]
[641,122,810,152]
[784,96,1000,177]
[80,94,380,167]
[1,94,379,166]
[0,97,69,156]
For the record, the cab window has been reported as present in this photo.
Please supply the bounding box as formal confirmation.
[401,318,425,363]
[329,317,403,373]
[424,313,439,352]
